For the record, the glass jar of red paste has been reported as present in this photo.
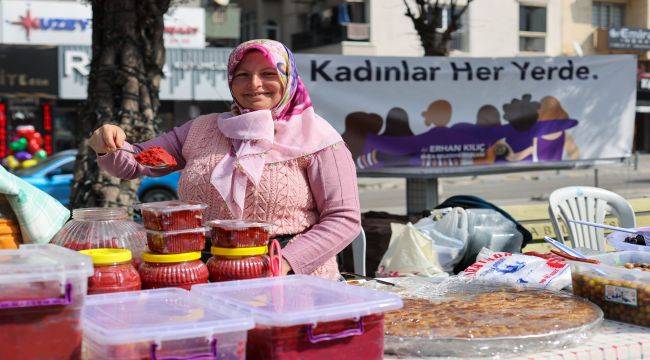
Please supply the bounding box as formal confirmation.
[207,246,271,282]
[50,208,147,264]
[209,220,271,248]
[139,252,209,290]
[79,248,141,295]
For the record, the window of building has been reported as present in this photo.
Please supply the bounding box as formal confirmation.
[264,20,279,41]
[519,5,547,52]
[240,11,257,42]
[592,2,625,28]
[433,6,469,52]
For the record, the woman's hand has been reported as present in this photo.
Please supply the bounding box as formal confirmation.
[88,124,126,154]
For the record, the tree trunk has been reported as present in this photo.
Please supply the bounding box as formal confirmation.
[70,0,169,208]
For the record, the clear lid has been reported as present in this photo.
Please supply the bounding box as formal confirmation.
[0,244,93,285]
[146,227,210,236]
[207,220,272,231]
[83,288,254,345]
[191,275,403,327]
[134,201,208,213]
[572,250,650,282]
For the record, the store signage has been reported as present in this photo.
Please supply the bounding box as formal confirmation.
[608,27,650,51]
[59,46,230,100]
[0,47,57,95]
[1,1,205,48]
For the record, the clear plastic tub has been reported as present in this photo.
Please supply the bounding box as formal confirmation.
[192,275,403,360]
[146,227,208,254]
[571,250,650,326]
[209,220,272,248]
[135,201,207,231]
[82,288,254,360]
[50,208,147,263]
[0,244,93,360]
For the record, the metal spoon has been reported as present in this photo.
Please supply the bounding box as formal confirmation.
[115,148,171,170]
[568,220,650,238]
[544,236,607,276]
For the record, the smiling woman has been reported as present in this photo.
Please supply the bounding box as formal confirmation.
[231,51,284,111]
[89,39,361,281]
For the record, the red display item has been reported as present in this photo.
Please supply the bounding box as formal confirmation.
[0,245,93,360]
[139,252,208,290]
[207,255,270,282]
[136,200,207,231]
[146,227,208,254]
[209,220,272,248]
[246,314,385,360]
[134,146,177,167]
[80,249,141,295]
[0,281,84,360]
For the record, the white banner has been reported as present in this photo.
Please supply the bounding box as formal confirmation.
[296,55,636,169]
[0,1,205,48]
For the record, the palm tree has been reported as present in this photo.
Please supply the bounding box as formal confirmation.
[403,0,473,56]
[70,0,170,208]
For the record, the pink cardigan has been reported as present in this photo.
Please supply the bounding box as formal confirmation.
[97,118,361,276]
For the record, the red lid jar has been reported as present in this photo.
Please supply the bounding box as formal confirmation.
[139,252,208,290]
[79,248,141,295]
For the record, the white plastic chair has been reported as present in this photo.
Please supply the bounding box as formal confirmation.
[351,228,367,276]
[548,186,636,251]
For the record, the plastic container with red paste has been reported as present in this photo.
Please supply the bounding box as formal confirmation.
[139,251,209,290]
[0,244,93,360]
[134,146,177,168]
[191,275,403,360]
[79,248,141,295]
[209,220,271,248]
[135,201,207,231]
[83,288,254,360]
[146,227,208,254]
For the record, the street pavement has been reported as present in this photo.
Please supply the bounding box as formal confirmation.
[358,154,650,214]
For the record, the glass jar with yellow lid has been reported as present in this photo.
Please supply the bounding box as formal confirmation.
[79,248,141,295]
[139,252,208,290]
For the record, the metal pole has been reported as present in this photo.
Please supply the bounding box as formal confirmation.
[406,178,439,216]
[594,168,599,188]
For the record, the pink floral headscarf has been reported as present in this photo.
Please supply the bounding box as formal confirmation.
[227,39,312,121]
[212,40,342,219]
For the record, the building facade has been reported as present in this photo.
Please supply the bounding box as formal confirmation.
[0,0,240,156]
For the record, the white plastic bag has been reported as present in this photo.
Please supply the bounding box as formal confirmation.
[459,248,571,291]
[377,208,469,277]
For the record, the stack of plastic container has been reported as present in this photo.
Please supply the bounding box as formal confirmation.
[135,201,209,290]
[206,220,275,282]
[83,288,254,359]
[192,275,404,360]
[0,244,93,360]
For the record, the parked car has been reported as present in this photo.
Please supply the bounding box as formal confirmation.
[14,149,179,205]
